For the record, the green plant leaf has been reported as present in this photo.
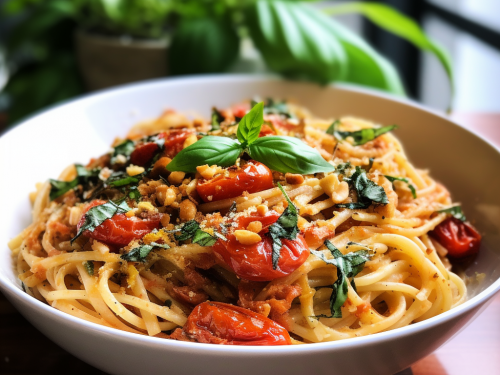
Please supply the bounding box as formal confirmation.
[245,1,347,84]
[385,175,417,199]
[166,136,243,173]
[237,101,264,146]
[169,16,240,75]
[333,125,398,146]
[248,136,334,174]
[437,205,466,222]
[298,5,404,95]
[324,2,453,101]
[336,166,388,209]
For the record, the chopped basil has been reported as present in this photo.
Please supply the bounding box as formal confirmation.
[106,171,143,188]
[84,261,94,276]
[268,183,299,270]
[171,220,225,247]
[328,121,398,146]
[128,186,141,202]
[385,175,417,199]
[311,240,371,318]
[211,107,225,131]
[335,162,351,175]
[336,167,388,209]
[255,98,294,118]
[437,205,466,222]
[111,140,135,164]
[121,241,170,262]
[49,164,100,201]
[71,200,130,244]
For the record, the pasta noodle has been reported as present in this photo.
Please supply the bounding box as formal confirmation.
[9,100,476,345]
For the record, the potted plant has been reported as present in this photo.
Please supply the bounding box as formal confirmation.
[0,0,452,126]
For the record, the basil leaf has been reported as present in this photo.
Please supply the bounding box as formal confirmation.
[167,136,243,173]
[173,220,223,247]
[437,205,466,222]
[311,240,371,318]
[325,2,453,104]
[211,107,225,131]
[71,200,130,244]
[245,1,347,84]
[337,167,388,209]
[49,164,100,200]
[128,186,142,202]
[263,98,294,119]
[385,175,417,199]
[237,101,264,146]
[249,136,334,174]
[49,179,79,201]
[112,139,135,164]
[335,162,351,175]
[84,261,94,276]
[121,244,153,263]
[334,125,397,146]
[107,173,142,188]
[268,183,299,270]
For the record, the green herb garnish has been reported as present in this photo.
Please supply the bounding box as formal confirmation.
[84,261,94,276]
[49,164,100,201]
[327,121,398,146]
[111,140,135,164]
[336,166,388,209]
[268,183,299,270]
[211,107,225,131]
[437,205,466,222]
[71,200,130,244]
[167,102,334,175]
[385,175,417,199]
[121,241,170,263]
[311,240,371,318]
[171,220,226,247]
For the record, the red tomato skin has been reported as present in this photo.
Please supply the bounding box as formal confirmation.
[77,200,160,247]
[184,301,292,345]
[196,161,274,203]
[264,114,297,132]
[158,129,195,158]
[129,142,159,166]
[430,217,481,258]
[259,124,276,137]
[231,103,250,119]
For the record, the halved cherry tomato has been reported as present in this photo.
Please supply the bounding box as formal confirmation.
[231,103,250,119]
[158,129,195,158]
[212,211,310,281]
[264,114,297,132]
[259,124,276,137]
[184,301,292,345]
[129,142,159,166]
[196,160,273,203]
[77,200,160,247]
[430,217,481,258]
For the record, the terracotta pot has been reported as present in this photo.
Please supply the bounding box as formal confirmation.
[75,30,169,91]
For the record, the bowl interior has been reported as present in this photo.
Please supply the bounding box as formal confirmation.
[1,74,499,309]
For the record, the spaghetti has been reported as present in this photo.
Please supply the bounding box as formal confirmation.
[9,100,480,345]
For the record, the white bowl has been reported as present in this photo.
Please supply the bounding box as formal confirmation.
[1,74,499,375]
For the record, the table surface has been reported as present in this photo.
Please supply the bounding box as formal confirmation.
[1,112,499,375]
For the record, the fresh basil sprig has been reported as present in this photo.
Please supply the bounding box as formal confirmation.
[327,121,398,146]
[71,200,130,244]
[437,205,466,222]
[385,175,417,199]
[171,220,226,246]
[111,139,135,164]
[121,242,170,263]
[49,164,100,201]
[268,183,300,270]
[311,240,371,318]
[167,101,334,174]
[336,166,388,209]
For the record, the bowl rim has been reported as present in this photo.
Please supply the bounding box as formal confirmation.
[1,73,500,355]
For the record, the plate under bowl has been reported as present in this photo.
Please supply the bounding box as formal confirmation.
[1,74,500,375]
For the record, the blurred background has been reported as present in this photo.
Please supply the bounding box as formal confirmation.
[0,0,499,132]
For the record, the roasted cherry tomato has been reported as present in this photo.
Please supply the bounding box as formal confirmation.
[184,301,292,345]
[129,142,159,166]
[231,103,250,119]
[430,217,481,258]
[158,129,195,158]
[258,124,276,137]
[77,200,160,247]
[212,211,310,281]
[196,160,273,203]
